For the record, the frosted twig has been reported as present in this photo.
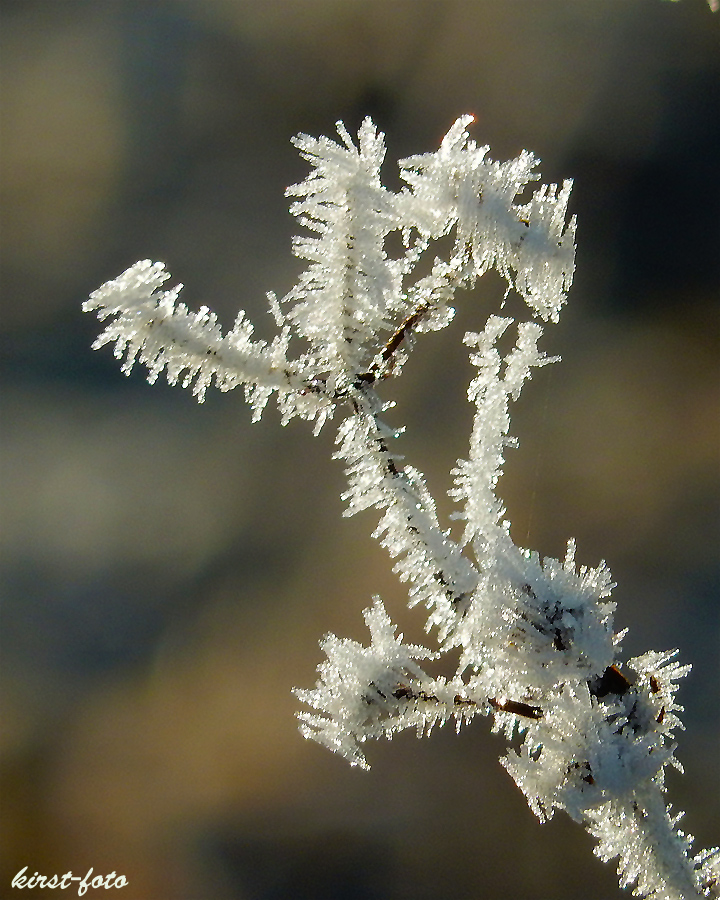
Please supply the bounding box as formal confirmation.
[85,118,717,899]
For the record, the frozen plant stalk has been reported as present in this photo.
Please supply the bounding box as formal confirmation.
[85,117,718,898]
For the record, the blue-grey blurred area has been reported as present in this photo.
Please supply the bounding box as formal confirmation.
[1,2,718,898]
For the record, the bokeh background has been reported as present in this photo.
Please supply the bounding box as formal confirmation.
[1,2,718,898]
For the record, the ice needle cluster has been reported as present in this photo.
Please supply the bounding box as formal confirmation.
[85,117,718,899]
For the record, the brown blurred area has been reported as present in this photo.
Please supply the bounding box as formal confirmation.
[0,2,718,898]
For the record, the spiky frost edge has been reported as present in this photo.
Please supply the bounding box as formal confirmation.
[83,260,332,426]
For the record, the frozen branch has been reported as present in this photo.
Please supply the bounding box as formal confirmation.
[85,117,717,899]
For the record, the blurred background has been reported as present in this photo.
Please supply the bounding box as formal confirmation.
[1,2,718,898]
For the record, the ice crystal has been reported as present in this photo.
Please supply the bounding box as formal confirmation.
[85,118,717,899]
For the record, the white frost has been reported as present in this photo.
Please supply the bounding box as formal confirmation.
[85,119,716,900]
